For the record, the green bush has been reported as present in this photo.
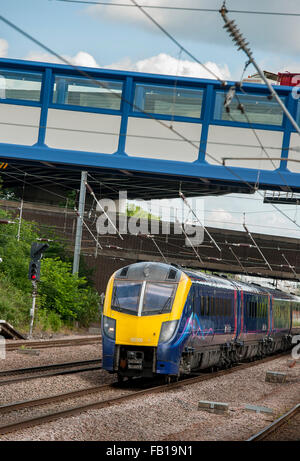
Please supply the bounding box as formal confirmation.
[39,258,100,327]
[36,308,63,332]
[0,209,100,331]
[0,274,31,330]
[0,209,39,293]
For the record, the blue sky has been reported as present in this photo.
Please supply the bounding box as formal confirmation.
[2,0,300,79]
[1,0,300,239]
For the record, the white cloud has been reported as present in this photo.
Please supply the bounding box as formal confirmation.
[205,208,235,228]
[0,38,8,58]
[107,53,231,80]
[86,0,300,56]
[24,50,99,68]
[23,48,230,81]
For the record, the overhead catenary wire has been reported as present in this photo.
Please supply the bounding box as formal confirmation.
[74,208,103,250]
[1,12,300,257]
[84,181,124,240]
[0,168,70,201]
[175,219,204,265]
[124,3,300,233]
[130,0,225,83]
[0,14,295,202]
[243,221,273,273]
[179,191,221,253]
[146,234,168,264]
[281,253,299,279]
[52,1,300,17]
[229,246,249,276]
[220,5,300,136]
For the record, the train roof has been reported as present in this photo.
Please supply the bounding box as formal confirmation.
[114,262,300,301]
[183,267,299,300]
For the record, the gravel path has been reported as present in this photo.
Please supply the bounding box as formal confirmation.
[1,355,299,441]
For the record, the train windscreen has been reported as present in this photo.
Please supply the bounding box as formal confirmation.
[142,283,175,316]
[111,281,142,314]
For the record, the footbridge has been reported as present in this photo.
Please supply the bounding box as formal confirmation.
[0,58,300,198]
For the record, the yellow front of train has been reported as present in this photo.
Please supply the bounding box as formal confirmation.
[101,262,191,379]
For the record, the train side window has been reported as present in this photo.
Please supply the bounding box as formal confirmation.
[254,301,258,318]
[209,296,213,316]
[215,297,219,316]
[211,297,215,316]
[249,300,252,318]
[220,298,223,317]
[247,299,252,318]
[221,297,225,317]
[208,296,211,316]
[224,298,231,317]
[200,294,206,316]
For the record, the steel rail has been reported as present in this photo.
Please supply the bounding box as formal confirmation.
[0,351,289,435]
[0,361,102,386]
[0,359,102,378]
[247,403,300,441]
[6,336,101,351]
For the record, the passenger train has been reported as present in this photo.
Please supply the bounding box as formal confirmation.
[101,262,300,381]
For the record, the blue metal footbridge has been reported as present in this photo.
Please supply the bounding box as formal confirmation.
[0,57,300,197]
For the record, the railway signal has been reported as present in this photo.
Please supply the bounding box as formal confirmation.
[28,242,49,282]
[28,261,40,281]
[28,241,49,339]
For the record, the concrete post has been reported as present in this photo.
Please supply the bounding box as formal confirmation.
[73,171,87,275]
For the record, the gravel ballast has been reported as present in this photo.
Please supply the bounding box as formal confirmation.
[0,354,299,441]
[0,343,102,372]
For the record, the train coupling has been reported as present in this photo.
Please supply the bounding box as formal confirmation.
[127,350,144,370]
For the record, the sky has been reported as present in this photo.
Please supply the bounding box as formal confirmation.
[1,0,300,239]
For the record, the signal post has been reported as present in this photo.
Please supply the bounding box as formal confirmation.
[28,241,49,338]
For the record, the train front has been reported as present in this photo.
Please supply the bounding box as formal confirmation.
[101,262,191,380]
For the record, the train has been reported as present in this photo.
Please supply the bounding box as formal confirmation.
[101,262,300,382]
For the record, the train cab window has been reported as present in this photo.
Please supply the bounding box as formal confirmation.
[142,282,175,315]
[111,281,142,314]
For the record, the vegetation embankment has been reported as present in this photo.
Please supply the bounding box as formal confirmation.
[0,208,100,334]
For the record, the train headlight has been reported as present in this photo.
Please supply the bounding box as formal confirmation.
[103,315,116,340]
[158,320,178,343]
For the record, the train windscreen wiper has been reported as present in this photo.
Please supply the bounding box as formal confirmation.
[160,297,172,314]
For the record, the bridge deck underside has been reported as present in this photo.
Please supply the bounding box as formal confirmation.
[1,160,253,200]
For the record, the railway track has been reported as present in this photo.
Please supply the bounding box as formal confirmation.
[0,359,102,386]
[6,336,101,351]
[0,351,290,436]
[248,404,300,441]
